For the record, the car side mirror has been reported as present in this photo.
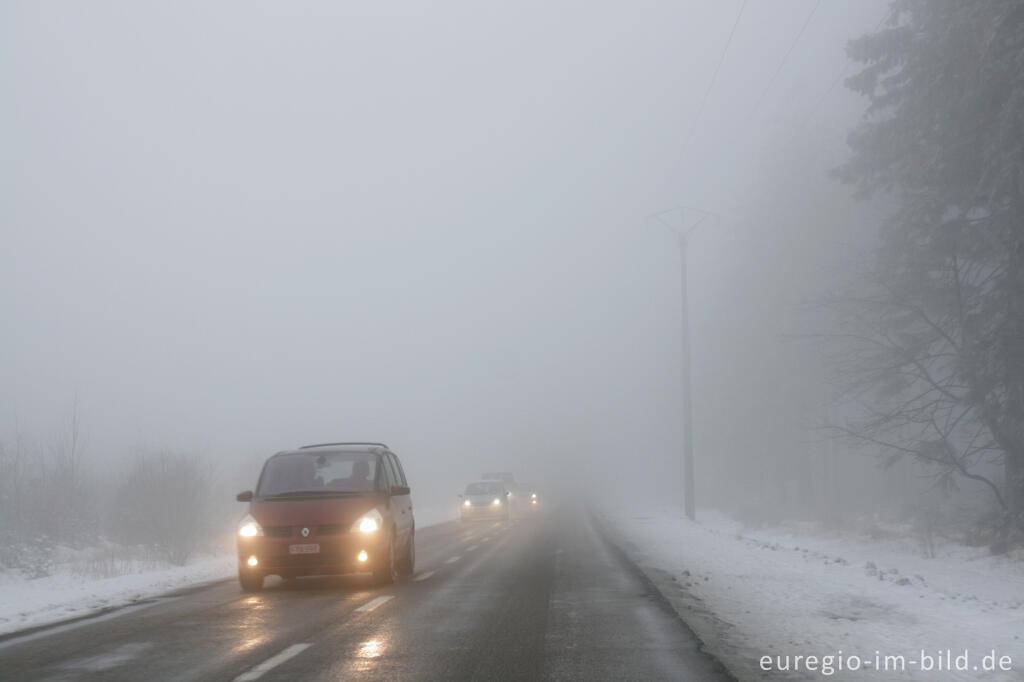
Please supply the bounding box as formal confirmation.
[391,485,410,496]
[236,490,253,502]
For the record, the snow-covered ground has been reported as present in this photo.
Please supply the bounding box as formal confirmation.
[0,553,236,637]
[599,505,1024,681]
[0,506,458,638]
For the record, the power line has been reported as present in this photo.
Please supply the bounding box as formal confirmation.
[752,0,822,110]
[678,0,748,156]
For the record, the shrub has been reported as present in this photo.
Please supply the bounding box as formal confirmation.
[114,452,212,565]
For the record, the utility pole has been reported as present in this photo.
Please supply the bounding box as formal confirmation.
[649,206,714,522]
[678,232,696,522]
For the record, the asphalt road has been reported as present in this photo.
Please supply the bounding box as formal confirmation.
[0,504,732,681]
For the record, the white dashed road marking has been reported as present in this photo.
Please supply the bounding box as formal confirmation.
[234,643,311,681]
[413,571,435,582]
[355,595,394,613]
[445,556,461,564]
[466,544,478,552]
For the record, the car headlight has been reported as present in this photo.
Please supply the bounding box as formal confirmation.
[351,508,383,533]
[238,513,263,538]
[463,499,471,507]
[492,498,501,506]
[531,493,537,499]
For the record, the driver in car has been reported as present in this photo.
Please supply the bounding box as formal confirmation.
[323,459,374,491]
[348,459,373,491]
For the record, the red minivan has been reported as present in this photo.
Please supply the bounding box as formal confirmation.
[235,442,414,591]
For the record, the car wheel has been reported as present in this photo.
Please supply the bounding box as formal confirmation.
[397,530,415,576]
[373,532,396,585]
[239,570,263,592]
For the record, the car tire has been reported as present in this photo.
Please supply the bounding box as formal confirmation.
[397,530,415,576]
[373,531,396,585]
[239,570,263,592]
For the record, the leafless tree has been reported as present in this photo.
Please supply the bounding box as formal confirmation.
[115,450,214,565]
[818,250,1022,548]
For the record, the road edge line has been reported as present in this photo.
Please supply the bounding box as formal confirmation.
[587,508,738,682]
[0,577,234,645]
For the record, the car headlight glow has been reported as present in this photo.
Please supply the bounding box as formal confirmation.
[531,493,537,499]
[238,513,263,538]
[492,498,501,506]
[463,499,471,507]
[352,508,383,534]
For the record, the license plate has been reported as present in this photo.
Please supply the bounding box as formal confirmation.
[288,543,320,554]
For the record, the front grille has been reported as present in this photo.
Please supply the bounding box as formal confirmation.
[265,526,292,537]
[318,524,344,535]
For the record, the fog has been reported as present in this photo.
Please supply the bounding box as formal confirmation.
[1,0,929,524]
[8,5,1024,677]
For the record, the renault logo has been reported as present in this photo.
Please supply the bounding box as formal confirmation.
[301,527,310,538]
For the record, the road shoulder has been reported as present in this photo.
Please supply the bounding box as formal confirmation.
[590,509,744,681]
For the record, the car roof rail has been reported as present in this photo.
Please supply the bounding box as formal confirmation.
[299,442,389,450]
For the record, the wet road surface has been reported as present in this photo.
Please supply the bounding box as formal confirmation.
[0,505,731,681]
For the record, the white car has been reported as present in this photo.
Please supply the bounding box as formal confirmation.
[459,481,511,521]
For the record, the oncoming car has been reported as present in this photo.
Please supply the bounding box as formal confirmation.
[524,488,540,510]
[234,442,414,591]
[459,481,510,521]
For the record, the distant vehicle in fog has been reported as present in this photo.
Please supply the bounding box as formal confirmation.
[459,480,511,522]
[522,486,541,510]
[481,471,529,514]
[234,442,414,591]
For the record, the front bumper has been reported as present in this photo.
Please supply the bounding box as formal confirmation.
[237,532,388,577]
[460,504,508,520]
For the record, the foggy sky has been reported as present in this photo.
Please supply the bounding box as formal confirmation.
[1,1,886,505]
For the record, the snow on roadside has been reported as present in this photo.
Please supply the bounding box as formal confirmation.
[0,509,458,638]
[0,554,236,637]
[599,505,1024,681]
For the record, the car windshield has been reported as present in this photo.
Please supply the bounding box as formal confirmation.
[465,482,502,495]
[258,452,380,496]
